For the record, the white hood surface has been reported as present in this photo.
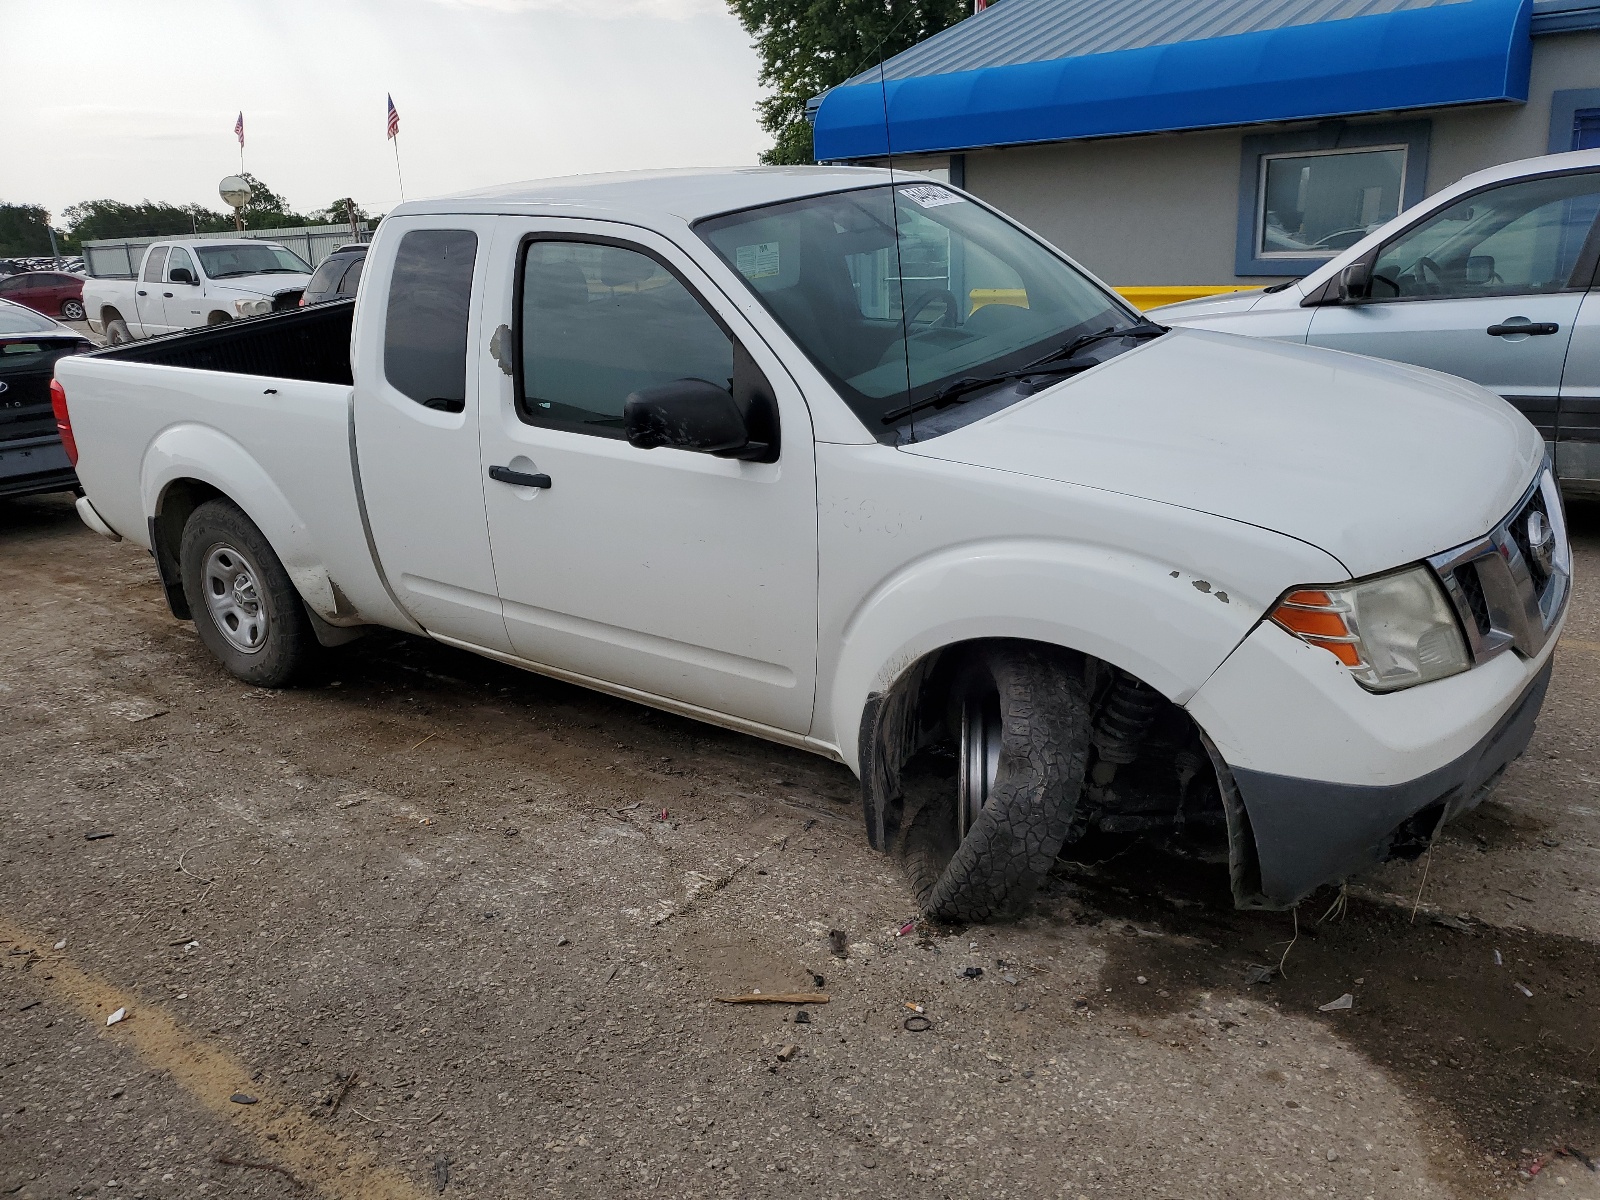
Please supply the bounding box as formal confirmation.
[210,273,311,297]
[901,329,1543,580]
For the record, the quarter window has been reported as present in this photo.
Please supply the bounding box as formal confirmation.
[517,241,734,437]
[384,229,478,413]
[1370,172,1600,301]
[338,257,364,295]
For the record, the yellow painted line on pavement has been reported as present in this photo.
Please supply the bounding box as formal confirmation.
[0,916,430,1200]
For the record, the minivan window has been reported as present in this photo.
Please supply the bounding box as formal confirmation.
[384,229,478,413]
[697,185,1132,436]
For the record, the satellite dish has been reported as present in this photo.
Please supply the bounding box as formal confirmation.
[219,175,253,209]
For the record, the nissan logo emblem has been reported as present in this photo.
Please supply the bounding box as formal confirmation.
[1526,510,1556,575]
[0,381,8,394]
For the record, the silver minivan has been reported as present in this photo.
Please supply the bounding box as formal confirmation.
[1152,149,1600,496]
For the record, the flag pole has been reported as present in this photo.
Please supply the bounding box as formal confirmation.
[392,134,406,203]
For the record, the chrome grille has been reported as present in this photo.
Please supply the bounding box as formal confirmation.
[1429,465,1570,665]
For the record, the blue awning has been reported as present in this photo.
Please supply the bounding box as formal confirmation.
[813,0,1533,161]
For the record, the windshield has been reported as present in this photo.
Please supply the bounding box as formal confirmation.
[697,183,1133,437]
[194,243,311,279]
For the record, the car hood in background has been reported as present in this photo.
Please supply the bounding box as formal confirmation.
[1146,289,1271,321]
[900,328,1543,580]
[209,273,312,297]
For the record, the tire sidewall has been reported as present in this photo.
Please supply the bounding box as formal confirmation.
[106,318,131,344]
[179,499,312,687]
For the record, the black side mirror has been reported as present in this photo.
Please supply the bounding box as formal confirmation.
[170,267,196,285]
[625,378,765,458]
[1337,259,1372,302]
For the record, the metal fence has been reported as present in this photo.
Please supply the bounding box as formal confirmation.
[83,222,371,279]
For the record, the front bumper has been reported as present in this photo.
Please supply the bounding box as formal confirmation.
[1221,658,1551,907]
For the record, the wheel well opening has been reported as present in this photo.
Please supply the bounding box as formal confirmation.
[100,306,123,325]
[861,638,1266,909]
[150,479,225,620]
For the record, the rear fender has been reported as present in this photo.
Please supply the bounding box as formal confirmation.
[826,538,1272,777]
[143,423,340,618]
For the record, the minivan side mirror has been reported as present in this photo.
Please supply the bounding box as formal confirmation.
[1337,259,1372,302]
[170,267,196,285]
[625,378,764,458]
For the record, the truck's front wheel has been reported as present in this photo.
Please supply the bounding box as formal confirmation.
[899,645,1092,922]
[179,499,316,687]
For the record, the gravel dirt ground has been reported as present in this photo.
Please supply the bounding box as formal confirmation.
[2,489,1598,1200]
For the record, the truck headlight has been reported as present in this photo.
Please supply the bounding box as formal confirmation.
[233,298,271,317]
[1270,566,1469,693]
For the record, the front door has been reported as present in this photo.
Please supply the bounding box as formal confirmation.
[161,247,202,330]
[1308,170,1600,443]
[351,218,514,653]
[476,221,819,734]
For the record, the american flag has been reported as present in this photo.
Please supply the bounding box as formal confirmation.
[386,95,399,140]
[234,111,244,147]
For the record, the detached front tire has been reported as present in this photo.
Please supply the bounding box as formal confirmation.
[179,499,316,687]
[899,644,1092,922]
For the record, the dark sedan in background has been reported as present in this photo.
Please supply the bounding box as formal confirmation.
[299,243,366,306]
[0,271,87,321]
[0,298,92,500]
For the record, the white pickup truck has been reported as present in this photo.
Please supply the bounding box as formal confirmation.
[82,238,312,344]
[54,168,1568,920]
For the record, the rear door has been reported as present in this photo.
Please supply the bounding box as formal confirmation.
[1307,170,1600,441]
[351,218,513,653]
[474,219,818,733]
[135,246,171,336]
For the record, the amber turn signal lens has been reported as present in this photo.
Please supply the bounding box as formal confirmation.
[1271,591,1363,668]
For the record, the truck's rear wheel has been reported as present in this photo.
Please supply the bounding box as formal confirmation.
[105,317,132,344]
[179,499,316,687]
[899,645,1092,922]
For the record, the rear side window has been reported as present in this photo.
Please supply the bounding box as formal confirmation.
[339,257,364,295]
[384,230,477,413]
[142,247,169,283]
[306,257,345,295]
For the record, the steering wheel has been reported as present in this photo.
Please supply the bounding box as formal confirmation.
[1416,257,1446,295]
[903,287,958,330]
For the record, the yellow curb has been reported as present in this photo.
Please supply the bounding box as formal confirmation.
[0,917,430,1200]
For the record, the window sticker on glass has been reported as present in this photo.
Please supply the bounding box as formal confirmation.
[735,241,781,279]
[898,185,964,209]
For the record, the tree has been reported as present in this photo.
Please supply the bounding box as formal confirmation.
[233,173,308,229]
[0,204,56,256]
[308,198,369,227]
[60,200,228,244]
[726,0,968,165]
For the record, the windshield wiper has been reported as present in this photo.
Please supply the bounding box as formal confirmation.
[879,319,1168,426]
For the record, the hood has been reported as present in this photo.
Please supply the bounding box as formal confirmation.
[208,273,311,297]
[901,328,1542,579]
[1147,289,1271,320]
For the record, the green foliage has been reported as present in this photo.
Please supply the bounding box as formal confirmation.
[726,0,968,165]
[309,198,370,227]
[0,204,57,256]
[59,200,227,244]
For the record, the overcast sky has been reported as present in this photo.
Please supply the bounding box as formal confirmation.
[1,0,769,224]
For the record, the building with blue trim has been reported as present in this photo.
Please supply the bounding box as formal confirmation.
[809,0,1600,284]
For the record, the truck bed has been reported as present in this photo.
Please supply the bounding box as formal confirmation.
[90,298,354,382]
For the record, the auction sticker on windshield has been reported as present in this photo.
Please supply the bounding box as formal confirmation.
[735,242,781,280]
[898,185,964,209]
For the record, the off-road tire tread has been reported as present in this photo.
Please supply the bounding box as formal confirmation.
[902,645,1092,922]
[179,498,316,688]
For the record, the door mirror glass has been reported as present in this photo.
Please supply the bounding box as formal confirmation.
[1464,255,1496,286]
[170,267,195,285]
[624,378,752,455]
[1338,260,1372,302]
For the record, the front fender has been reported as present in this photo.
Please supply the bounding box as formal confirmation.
[142,423,339,617]
[826,538,1270,776]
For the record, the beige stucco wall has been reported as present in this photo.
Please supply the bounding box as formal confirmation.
[911,31,1600,287]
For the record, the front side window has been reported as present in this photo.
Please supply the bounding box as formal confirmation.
[142,246,169,283]
[193,243,311,279]
[165,247,195,281]
[384,229,478,412]
[518,240,734,437]
[1370,172,1600,301]
[1258,147,1406,259]
[696,184,1129,433]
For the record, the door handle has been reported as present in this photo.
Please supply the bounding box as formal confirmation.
[137,289,147,296]
[488,465,552,489]
[163,291,174,298]
[1487,321,1559,336]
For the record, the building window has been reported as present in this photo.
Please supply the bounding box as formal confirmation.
[1235,122,1430,278]
[1258,146,1407,258]
[1548,89,1600,153]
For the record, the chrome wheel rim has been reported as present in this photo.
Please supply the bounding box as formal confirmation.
[63,301,84,320]
[957,686,1003,839]
[202,543,269,654]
